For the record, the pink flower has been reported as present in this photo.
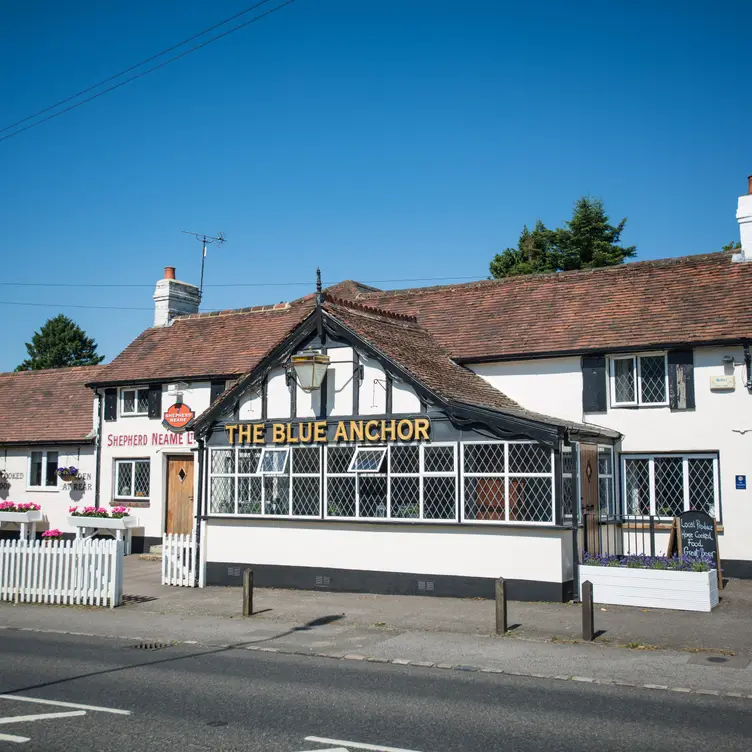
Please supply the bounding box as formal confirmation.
[42,529,63,539]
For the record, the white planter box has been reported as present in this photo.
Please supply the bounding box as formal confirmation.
[579,565,718,613]
[67,516,137,531]
[0,510,44,524]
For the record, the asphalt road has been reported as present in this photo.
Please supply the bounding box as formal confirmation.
[0,630,750,752]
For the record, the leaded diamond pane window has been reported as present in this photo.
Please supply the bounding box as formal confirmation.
[293,446,320,475]
[391,476,420,518]
[509,477,552,522]
[238,448,261,475]
[117,462,132,497]
[688,458,715,516]
[622,455,719,520]
[463,443,505,474]
[327,476,356,517]
[423,445,455,473]
[349,447,387,473]
[121,387,149,415]
[263,476,289,514]
[464,477,505,521]
[212,449,235,475]
[327,446,355,474]
[624,458,650,515]
[509,443,549,474]
[640,356,667,404]
[654,457,684,517]
[134,461,150,497]
[390,444,419,474]
[238,476,262,514]
[292,476,320,516]
[424,477,456,520]
[210,476,234,513]
[562,445,576,518]
[613,357,636,404]
[259,448,289,475]
[115,459,150,499]
[358,475,388,518]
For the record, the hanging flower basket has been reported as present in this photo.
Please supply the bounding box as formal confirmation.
[57,466,80,482]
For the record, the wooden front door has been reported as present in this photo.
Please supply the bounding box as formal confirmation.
[166,456,195,535]
[579,444,600,554]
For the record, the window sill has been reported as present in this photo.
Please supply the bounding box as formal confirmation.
[113,499,150,508]
[119,413,149,419]
[26,487,59,493]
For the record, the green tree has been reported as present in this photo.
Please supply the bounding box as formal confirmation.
[16,314,105,371]
[489,197,636,278]
[721,240,741,251]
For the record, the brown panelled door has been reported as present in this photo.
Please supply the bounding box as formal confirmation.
[166,456,195,535]
[579,444,600,554]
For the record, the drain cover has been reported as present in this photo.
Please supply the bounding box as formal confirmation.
[688,654,750,669]
[707,656,729,663]
[131,641,171,650]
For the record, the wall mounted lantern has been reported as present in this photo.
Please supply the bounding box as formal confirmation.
[290,349,330,392]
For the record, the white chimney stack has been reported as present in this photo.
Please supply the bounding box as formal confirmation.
[153,266,200,326]
[733,175,752,263]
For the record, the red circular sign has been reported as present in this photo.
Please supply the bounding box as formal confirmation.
[163,403,195,431]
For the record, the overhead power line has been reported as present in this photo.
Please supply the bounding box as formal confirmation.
[0,275,484,290]
[0,0,298,143]
[0,0,277,136]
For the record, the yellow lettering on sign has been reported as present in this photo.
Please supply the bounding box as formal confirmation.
[414,417,430,441]
[238,424,252,445]
[272,423,286,443]
[299,422,313,443]
[365,420,380,441]
[253,423,265,444]
[226,425,237,445]
[397,419,414,441]
[333,422,349,442]
[383,419,396,441]
[349,421,364,442]
[285,423,299,444]
[313,421,327,442]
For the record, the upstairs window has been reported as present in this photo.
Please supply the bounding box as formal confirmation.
[610,354,668,407]
[29,450,58,489]
[120,387,149,416]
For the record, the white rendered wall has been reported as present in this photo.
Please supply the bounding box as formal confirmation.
[359,355,387,415]
[472,347,752,562]
[326,346,355,417]
[206,519,570,583]
[266,368,291,420]
[392,381,421,414]
[99,381,210,539]
[0,446,96,534]
[238,389,262,420]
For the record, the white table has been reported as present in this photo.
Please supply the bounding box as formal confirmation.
[67,516,138,555]
[0,510,44,540]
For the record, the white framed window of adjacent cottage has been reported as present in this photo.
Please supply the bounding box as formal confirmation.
[28,450,59,489]
[115,459,150,500]
[120,387,149,417]
[610,353,668,407]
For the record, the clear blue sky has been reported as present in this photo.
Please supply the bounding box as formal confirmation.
[0,0,749,371]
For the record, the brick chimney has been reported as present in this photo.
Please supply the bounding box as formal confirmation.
[733,176,752,262]
[153,266,200,326]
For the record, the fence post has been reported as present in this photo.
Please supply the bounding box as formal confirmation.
[243,568,254,616]
[495,577,507,635]
[582,579,594,641]
[649,515,656,557]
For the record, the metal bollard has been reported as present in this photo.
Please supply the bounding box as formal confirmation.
[495,577,507,635]
[581,579,594,641]
[243,568,254,617]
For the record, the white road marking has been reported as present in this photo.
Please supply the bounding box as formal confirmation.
[297,748,349,752]
[304,737,424,752]
[0,732,30,743]
[0,695,131,715]
[0,711,86,725]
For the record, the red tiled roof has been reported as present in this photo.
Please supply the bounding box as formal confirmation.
[346,251,751,360]
[91,300,315,384]
[0,366,105,444]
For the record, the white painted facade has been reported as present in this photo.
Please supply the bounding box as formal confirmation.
[0,445,97,533]
[205,519,572,584]
[97,381,210,541]
[472,345,752,562]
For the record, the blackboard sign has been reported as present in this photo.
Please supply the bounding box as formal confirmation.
[677,511,722,588]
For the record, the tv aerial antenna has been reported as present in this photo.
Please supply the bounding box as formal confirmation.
[181,230,226,298]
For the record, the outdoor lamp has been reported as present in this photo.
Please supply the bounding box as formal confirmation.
[290,349,330,392]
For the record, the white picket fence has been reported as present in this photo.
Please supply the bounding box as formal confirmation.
[0,539,123,608]
[162,533,196,587]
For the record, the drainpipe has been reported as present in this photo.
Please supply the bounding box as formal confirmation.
[94,391,103,507]
[743,342,752,392]
[193,435,206,586]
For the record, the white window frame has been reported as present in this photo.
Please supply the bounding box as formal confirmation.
[119,386,150,417]
[348,447,387,473]
[27,449,59,490]
[259,447,290,476]
[621,453,720,521]
[114,458,150,500]
[460,441,555,526]
[597,445,615,517]
[609,353,669,408]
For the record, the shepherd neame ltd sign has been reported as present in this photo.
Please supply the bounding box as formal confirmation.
[225,418,430,445]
